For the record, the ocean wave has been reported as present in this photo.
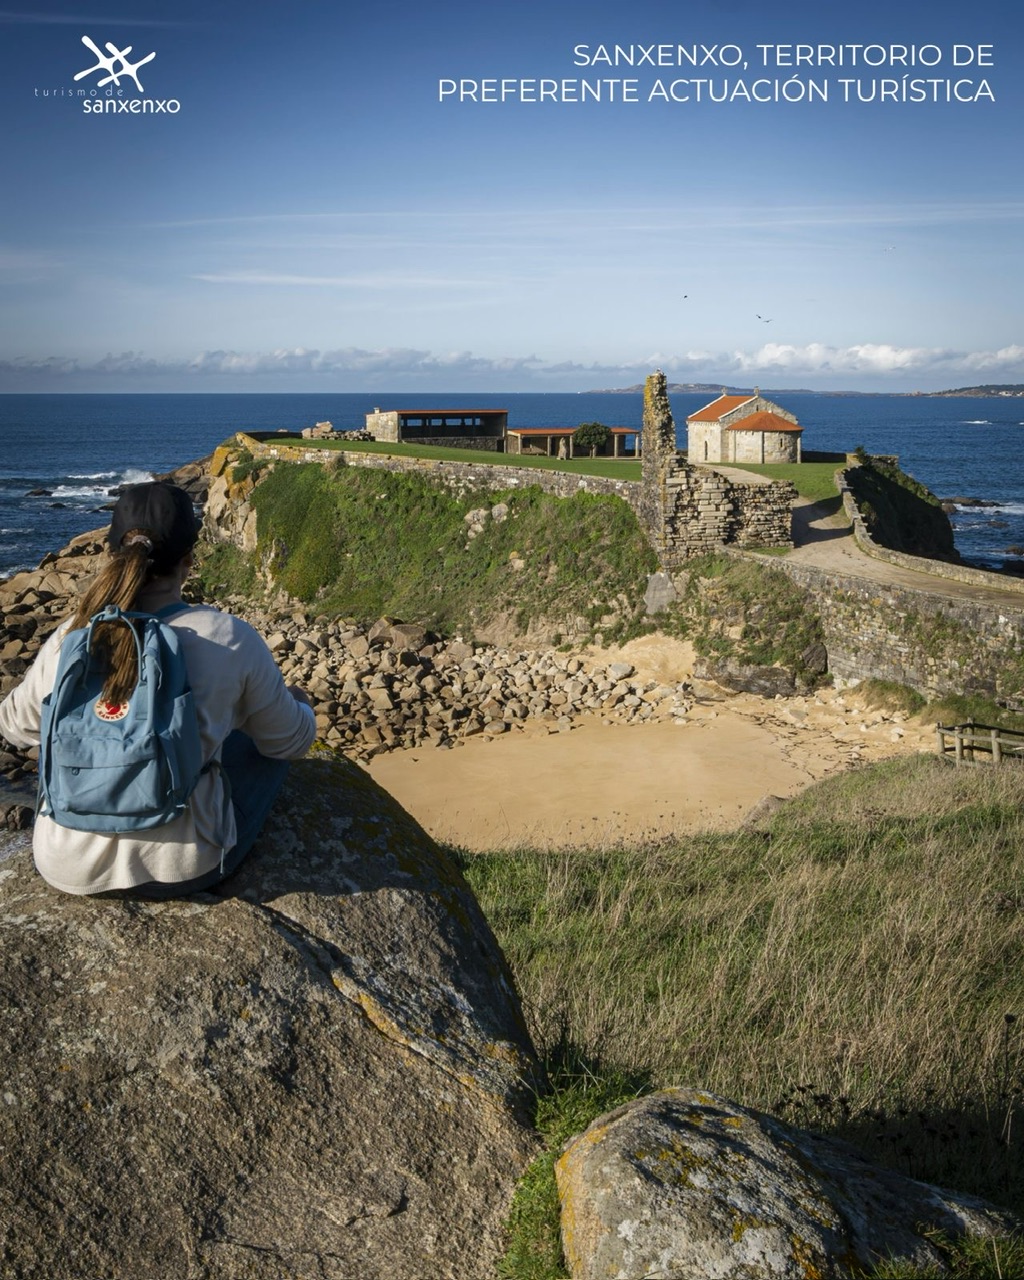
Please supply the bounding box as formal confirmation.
[68,471,118,481]
[49,484,113,500]
[961,419,991,425]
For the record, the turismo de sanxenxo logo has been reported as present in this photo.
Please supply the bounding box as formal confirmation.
[34,34,181,114]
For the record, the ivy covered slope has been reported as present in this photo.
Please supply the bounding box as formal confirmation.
[201,459,658,645]
[846,453,958,560]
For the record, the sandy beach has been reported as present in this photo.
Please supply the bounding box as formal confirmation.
[368,636,936,850]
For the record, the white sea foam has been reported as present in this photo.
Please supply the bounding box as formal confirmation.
[50,484,109,500]
[68,471,118,481]
[961,419,991,425]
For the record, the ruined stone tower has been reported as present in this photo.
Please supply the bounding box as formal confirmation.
[638,370,677,558]
[638,369,796,566]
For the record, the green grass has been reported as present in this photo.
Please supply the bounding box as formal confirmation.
[663,552,826,683]
[217,461,656,640]
[498,1044,649,1280]
[871,1233,1024,1279]
[457,756,1024,1276]
[857,682,1024,736]
[249,434,642,480]
[193,541,257,598]
[718,461,842,505]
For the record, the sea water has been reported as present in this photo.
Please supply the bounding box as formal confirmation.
[1,391,1022,577]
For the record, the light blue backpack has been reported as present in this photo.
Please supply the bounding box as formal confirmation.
[38,603,205,833]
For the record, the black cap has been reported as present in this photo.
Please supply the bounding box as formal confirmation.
[108,481,201,573]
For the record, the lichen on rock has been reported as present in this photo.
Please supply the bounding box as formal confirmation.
[555,1088,1019,1280]
[0,752,539,1280]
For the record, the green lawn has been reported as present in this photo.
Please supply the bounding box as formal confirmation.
[719,460,843,504]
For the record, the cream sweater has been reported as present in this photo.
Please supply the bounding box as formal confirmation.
[0,605,315,895]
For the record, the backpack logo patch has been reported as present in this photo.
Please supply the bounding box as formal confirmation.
[94,697,130,722]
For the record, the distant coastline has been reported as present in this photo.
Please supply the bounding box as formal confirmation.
[586,382,1024,398]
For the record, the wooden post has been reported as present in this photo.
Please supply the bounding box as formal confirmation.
[955,726,964,764]
[936,726,945,758]
[992,728,1002,766]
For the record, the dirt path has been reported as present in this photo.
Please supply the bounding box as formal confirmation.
[785,496,1024,611]
[698,459,1024,610]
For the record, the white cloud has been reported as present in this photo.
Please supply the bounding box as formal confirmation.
[1,342,1022,390]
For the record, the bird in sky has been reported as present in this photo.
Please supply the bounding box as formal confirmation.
[756,314,773,322]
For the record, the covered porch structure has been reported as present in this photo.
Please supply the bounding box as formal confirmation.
[505,426,639,458]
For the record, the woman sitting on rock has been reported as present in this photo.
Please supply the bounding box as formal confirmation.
[0,481,315,898]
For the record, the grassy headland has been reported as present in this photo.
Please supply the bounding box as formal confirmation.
[200,460,657,644]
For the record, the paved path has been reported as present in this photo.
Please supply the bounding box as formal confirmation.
[697,463,1024,612]
[785,496,1024,613]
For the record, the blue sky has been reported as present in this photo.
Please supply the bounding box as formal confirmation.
[0,0,1020,392]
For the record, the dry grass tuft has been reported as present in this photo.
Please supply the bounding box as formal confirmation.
[461,755,1024,1216]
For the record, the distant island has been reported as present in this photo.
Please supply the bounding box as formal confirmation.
[586,383,818,395]
[586,383,1024,398]
[924,384,1024,398]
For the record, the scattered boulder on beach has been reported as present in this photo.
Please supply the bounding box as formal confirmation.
[694,655,797,698]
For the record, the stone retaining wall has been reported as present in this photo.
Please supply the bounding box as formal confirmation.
[767,554,1024,702]
[238,434,640,505]
[838,467,1024,594]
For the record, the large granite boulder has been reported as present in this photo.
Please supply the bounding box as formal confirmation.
[556,1089,1018,1280]
[0,753,539,1279]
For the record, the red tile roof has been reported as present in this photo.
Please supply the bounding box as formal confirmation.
[687,394,754,422]
[725,411,802,433]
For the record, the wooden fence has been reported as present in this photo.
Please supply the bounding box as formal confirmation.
[936,722,1024,765]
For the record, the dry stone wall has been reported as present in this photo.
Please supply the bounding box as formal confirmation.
[769,555,1024,702]
[238,433,639,505]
